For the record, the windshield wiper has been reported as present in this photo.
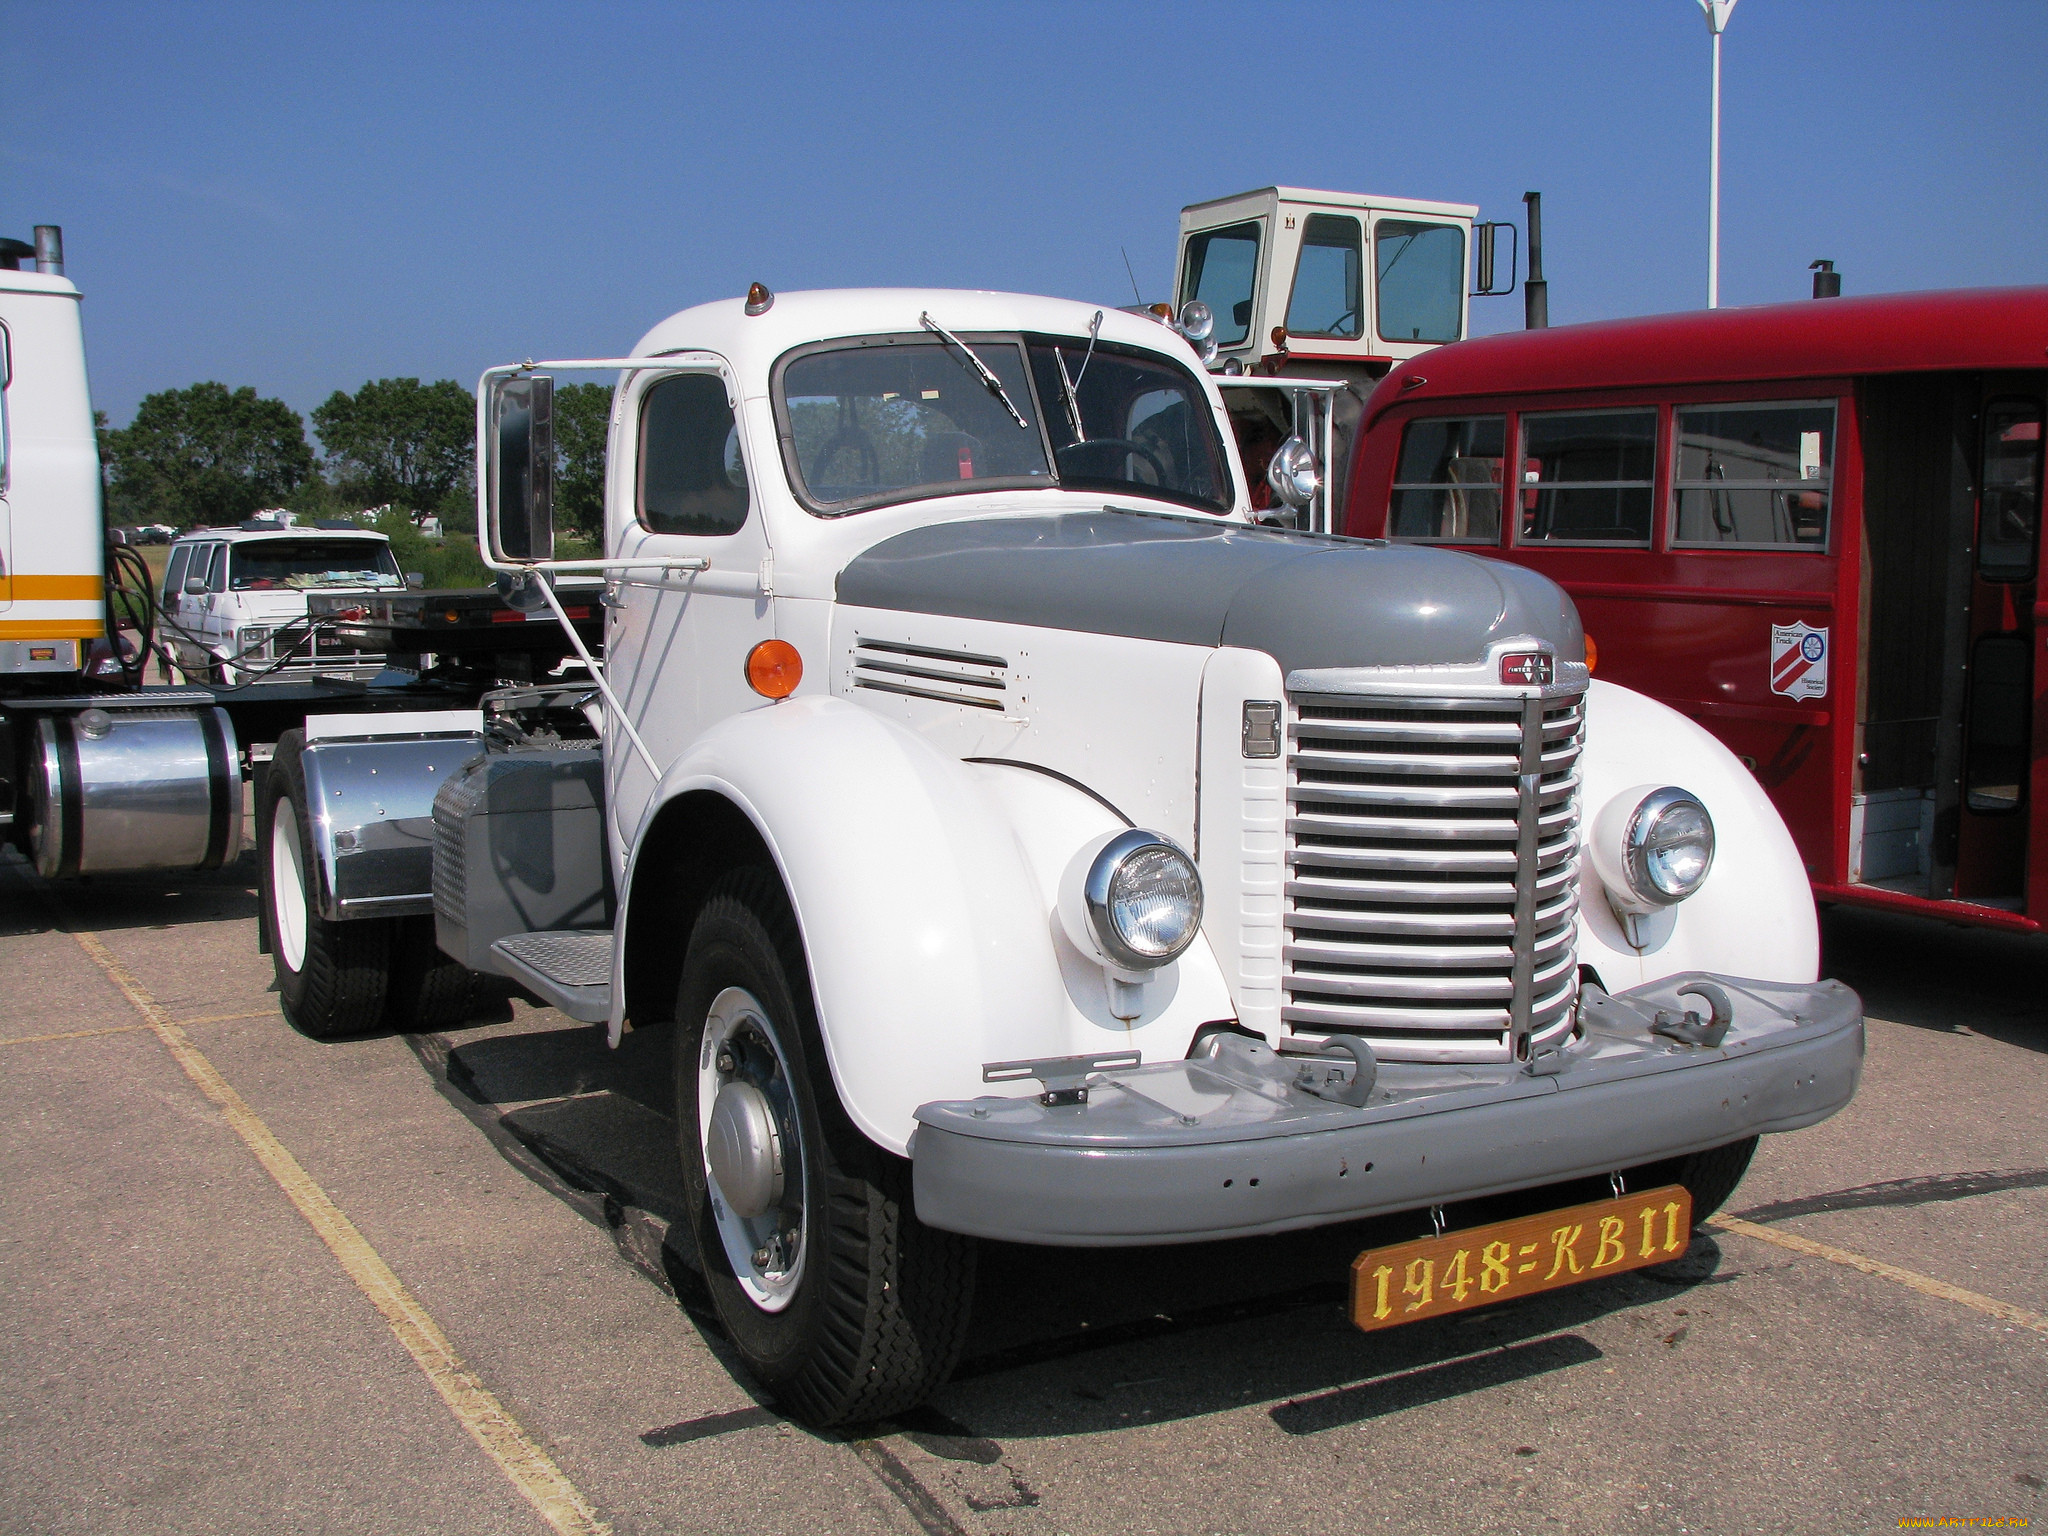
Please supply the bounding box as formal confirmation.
[1054,309,1104,444]
[919,312,1030,430]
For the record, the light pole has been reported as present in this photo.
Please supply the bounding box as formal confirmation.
[1698,0,1737,308]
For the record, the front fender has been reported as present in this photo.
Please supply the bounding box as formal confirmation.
[1575,680,1818,990]
[619,696,1077,1155]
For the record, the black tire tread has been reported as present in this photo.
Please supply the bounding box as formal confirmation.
[267,733,390,1039]
[681,866,975,1427]
[385,915,481,1031]
[1676,1135,1758,1222]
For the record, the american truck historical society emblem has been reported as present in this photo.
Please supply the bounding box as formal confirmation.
[1770,621,1829,700]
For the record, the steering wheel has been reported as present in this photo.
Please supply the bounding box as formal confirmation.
[1057,437,1169,486]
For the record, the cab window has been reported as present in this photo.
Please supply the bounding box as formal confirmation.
[1517,409,1657,545]
[163,544,192,600]
[1672,400,1834,548]
[1284,215,1363,340]
[1979,398,2043,582]
[638,374,749,537]
[1388,415,1505,542]
[205,544,228,592]
[1180,221,1261,348]
[1374,221,1464,345]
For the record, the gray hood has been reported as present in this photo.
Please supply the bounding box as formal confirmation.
[835,511,1581,674]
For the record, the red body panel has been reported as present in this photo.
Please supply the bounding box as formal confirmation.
[1344,288,2048,933]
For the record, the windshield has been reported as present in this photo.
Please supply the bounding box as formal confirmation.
[228,539,402,591]
[1179,221,1260,348]
[775,332,1232,516]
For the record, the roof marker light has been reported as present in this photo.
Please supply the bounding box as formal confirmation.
[745,282,774,316]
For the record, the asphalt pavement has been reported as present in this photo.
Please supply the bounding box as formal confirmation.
[1,844,2042,1536]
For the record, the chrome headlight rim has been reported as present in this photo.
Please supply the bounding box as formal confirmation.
[1622,786,1715,907]
[1082,828,1204,971]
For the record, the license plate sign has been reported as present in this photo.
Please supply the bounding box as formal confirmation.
[1350,1184,1694,1332]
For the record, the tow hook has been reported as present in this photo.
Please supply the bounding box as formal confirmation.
[1281,1034,1377,1108]
[1651,981,1734,1049]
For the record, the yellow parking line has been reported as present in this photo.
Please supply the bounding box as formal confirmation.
[0,1008,277,1049]
[0,1022,151,1047]
[67,927,611,1536]
[1710,1213,2048,1336]
[168,1007,280,1028]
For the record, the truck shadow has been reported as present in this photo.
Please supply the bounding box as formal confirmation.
[1820,904,2048,1052]
[0,846,261,936]
[415,1011,1724,1442]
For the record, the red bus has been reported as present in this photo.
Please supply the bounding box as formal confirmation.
[1344,286,2048,933]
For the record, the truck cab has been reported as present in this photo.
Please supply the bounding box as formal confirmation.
[258,285,1863,1430]
[1176,186,1480,379]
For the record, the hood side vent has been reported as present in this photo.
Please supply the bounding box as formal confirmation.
[853,638,1008,712]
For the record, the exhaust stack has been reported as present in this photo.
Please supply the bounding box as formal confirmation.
[34,226,64,276]
[1522,192,1548,329]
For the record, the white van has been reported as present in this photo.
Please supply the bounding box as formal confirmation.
[160,524,404,683]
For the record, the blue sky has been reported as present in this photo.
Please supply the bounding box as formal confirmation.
[7,0,2045,427]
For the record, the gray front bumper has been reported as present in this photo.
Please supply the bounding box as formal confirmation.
[910,972,1863,1246]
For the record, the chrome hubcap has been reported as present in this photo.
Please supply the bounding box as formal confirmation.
[698,986,806,1311]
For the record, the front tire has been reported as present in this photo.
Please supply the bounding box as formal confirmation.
[674,867,975,1427]
[1630,1135,1759,1224]
[263,732,390,1038]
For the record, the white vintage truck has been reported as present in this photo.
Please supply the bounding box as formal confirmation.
[258,285,1863,1426]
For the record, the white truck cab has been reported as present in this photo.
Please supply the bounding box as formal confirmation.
[258,285,1862,1428]
[162,523,404,683]
[1178,186,1482,375]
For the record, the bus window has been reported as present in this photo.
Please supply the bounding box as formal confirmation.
[1978,399,2043,582]
[1285,215,1363,340]
[1964,633,2030,813]
[1180,222,1261,349]
[1672,400,1834,548]
[1516,409,1657,544]
[1388,415,1505,541]
[1374,221,1464,344]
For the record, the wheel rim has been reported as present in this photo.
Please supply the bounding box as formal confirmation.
[271,797,309,974]
[698,985,807,1312]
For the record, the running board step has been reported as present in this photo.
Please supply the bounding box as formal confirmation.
[490,931,612,1023]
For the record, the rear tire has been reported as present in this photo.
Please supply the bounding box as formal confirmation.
[385,915,481,1031]
[674,867,975,1427]
[263,732,390,1038]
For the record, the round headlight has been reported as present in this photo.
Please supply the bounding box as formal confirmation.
[1267,436,1320,510]
[1624,787,1715,905]
[1176,299,1215,343]
[1084,829,1203,970]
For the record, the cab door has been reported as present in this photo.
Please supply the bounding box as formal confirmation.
[603,364,771,851]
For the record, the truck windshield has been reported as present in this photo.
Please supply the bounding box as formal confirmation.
[776,335,1231,516]
[228,540,402,590]
[1179,221,1260,348]
[1375,220,1464,344]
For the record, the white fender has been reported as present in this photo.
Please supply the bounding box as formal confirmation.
[1575,679,1818,991]
[617,695,1231,1154]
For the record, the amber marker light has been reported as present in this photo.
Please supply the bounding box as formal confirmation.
[1585,635,1599,673]
[746,639,803,698]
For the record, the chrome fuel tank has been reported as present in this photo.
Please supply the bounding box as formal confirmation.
[28,706,241,877]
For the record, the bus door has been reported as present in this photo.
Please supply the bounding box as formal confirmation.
[1858,372,2047,908]
[1953,374,2046,905]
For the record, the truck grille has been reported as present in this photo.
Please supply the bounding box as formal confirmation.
[1282,689,1585,1063]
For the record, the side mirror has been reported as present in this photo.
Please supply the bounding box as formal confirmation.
[183,575,208,595]
[1267,436,1320,511]
[488,374,555,563]
[404,571,425,589]
[1471,221,1519,297]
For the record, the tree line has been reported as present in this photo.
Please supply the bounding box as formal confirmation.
[99,378,614,535]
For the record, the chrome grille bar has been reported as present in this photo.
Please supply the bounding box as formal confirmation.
[1281,686,1585,1064]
